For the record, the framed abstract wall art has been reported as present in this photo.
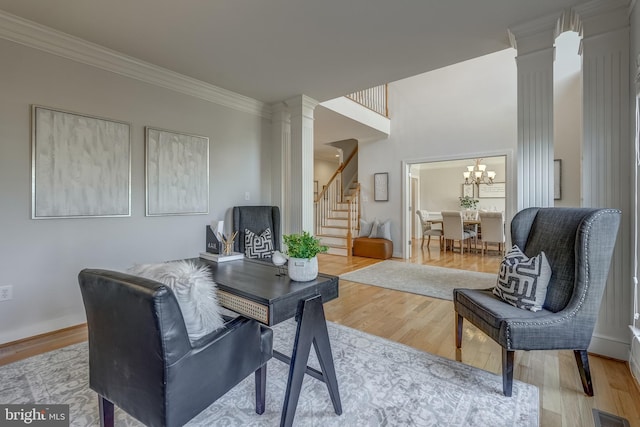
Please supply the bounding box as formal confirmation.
[145,127,209,216]
[31,105,131,219]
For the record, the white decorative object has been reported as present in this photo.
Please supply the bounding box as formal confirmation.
[288,256,318,282]
[272,250,288,276]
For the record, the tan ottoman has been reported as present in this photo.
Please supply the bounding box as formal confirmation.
[352,237,393,259]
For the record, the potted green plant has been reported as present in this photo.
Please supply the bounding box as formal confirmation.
[459,195,479,210]
[283,231,328,281]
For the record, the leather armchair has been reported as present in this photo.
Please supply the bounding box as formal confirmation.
[453,208,620,396]
[78,269,273,427]
[232,205,281,254]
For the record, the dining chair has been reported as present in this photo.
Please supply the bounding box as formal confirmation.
[479,211,505,255]
[416,210,444,250]
[441,210,476,254]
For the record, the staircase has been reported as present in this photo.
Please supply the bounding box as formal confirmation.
[315,150,360,257]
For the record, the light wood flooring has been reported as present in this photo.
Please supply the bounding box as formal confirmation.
[0,239,638,426]
[321,239,640,427]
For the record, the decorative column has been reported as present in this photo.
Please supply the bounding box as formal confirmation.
[509,14,561,210]
[574,0,631,359]
[271,102,291,235]
[286,95,318,234]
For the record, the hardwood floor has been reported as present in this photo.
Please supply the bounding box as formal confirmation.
[320,239,640,427]
[1,240,638,426]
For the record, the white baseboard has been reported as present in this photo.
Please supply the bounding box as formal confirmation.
[0,313,86,345]
[631,332,640,390]
[589,333,630,361]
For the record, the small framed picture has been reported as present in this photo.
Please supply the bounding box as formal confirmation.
[374,172,389,201]
[462,183,474,198]
[554,159,562,200]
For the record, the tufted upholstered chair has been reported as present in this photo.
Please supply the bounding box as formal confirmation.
[233,206,281,255]
[479,211,505,255]
[78,269,273,427]
[442,210,476,255]
[453,207,620,396]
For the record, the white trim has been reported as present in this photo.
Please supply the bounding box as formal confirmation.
[589,333,631,361]
[0,10,271,119]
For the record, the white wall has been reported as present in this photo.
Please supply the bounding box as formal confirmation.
[358,48,518,256]
[314,158,340,190]
[0,39,271,344]
[553,31,582,207]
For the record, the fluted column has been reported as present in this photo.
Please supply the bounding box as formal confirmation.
[271,102,291,235]
[286,95,318,234]
[574,0,631,359]
[509,14,561,210]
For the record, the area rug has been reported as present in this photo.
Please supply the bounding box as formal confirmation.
[0,320,538,427]
[339,261,497,300]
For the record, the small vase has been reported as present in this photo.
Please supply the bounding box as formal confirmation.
[287,256,318,282]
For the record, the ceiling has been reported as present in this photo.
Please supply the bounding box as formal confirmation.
[0,0,582,104]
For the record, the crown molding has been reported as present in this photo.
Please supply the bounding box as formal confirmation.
[573,0,630,37]
[0,10,271,119]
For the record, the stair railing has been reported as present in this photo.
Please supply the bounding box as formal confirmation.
[346,84,388,117]
[315,147,360,245]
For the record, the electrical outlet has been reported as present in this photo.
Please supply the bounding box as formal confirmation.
[244,192,250,201]
[0,285,13,301]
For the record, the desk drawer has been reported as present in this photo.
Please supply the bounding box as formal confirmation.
[217,289,269,324]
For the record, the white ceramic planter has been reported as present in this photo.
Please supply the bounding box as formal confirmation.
[288,256,318,282]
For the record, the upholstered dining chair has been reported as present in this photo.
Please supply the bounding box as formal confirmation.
[453,207,620,397]
[233,205,281,256]
[479,211,505,255]
[78,269,273,427]
[441,210,476,255]
[416,210,444,250]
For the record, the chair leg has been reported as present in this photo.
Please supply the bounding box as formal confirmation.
[421,236,425,248]
[99,396,114,427]
[427,235,431,247]
[574,350,594,396]
[255,363,267,414]
[455,312,463,362]
[502,348,514,397]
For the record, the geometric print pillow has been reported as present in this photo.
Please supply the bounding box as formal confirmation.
[244,228,274,259]
[492,245,552,312]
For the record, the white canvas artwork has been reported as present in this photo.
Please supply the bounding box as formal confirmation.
[146,127,209,216]
[32,106,131,218]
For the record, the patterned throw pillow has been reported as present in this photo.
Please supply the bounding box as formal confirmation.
[493,245,551,312]
[244,228,274,259]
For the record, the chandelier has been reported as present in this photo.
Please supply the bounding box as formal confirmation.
[463,159,496,185]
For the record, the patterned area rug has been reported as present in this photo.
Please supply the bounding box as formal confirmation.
[0,320,538,426]
[340,261,497,300]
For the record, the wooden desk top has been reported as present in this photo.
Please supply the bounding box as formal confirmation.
[193,257,339,325]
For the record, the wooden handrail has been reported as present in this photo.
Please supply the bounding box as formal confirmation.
[315,146,359,203]
[345,84,388,117]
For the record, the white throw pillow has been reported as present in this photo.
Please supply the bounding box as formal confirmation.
[493,245,551,312]
[359,218,375,237]
[128,260,224,343]
[368,219,391,240]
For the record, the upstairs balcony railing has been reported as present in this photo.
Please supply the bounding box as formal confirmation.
[346,84,388,117]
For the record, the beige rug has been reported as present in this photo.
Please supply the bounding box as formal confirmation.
[340,260,497,300]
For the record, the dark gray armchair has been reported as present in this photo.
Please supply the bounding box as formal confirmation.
[233,205,281,254]
[453,207,620,396]
[78,269,273,427]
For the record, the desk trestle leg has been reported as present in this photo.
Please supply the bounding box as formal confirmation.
[280,295,342,427]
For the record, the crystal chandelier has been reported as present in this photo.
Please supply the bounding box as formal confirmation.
[463,158,496,185]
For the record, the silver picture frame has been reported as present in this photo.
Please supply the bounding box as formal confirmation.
[145,127,210,216]
[31,105,131,219]
[374,172,389,202]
